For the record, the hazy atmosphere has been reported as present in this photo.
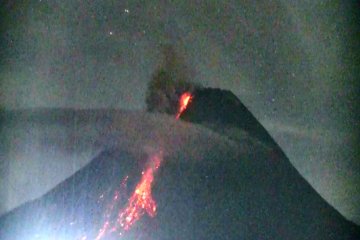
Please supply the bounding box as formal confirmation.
[0,0,359,224]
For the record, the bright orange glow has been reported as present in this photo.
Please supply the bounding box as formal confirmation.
[94,91,192,238]
[176,92,193,119]
[117,154,161,231]
[95,154,162,239]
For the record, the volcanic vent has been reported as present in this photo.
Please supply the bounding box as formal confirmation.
[1,46,359,239]
[1,92,360,239]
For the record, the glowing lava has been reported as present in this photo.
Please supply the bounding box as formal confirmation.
[117,154,161,231]
[95,92,192,238]
[95,153,162,239]
[176,92,193,119]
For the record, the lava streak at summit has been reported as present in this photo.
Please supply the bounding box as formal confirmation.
[95,93,191,239]
[176,92,193,119]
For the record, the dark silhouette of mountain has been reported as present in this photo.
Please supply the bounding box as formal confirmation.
[180,88,279,147]
[0,90,359,239]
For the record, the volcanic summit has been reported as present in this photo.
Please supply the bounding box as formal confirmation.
[0,88,359,239]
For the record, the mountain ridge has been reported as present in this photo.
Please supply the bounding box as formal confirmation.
[0,89,359,239]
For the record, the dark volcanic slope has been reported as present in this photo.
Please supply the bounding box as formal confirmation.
[0,94,359,239]
[181,88,280,147]
[0,149,133,239]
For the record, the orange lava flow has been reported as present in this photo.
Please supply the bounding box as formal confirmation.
[176,92,192,119]
[95,154,162,239]
[117,155,161,231]
[95,92,192,238]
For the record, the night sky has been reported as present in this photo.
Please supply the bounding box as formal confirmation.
[1,1,359,223]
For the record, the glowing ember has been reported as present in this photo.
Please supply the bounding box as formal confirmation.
[94,91,192,238]
[117,154,161,231]
[176,92,193,119]
[95,153,162,239]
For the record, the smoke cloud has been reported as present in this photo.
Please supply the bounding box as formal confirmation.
[145,45,201,115]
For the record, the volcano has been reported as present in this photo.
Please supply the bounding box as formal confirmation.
[0,88,359,239]
[180,88,281,147]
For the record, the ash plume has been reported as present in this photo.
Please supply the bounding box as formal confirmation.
[145,45,201,115]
